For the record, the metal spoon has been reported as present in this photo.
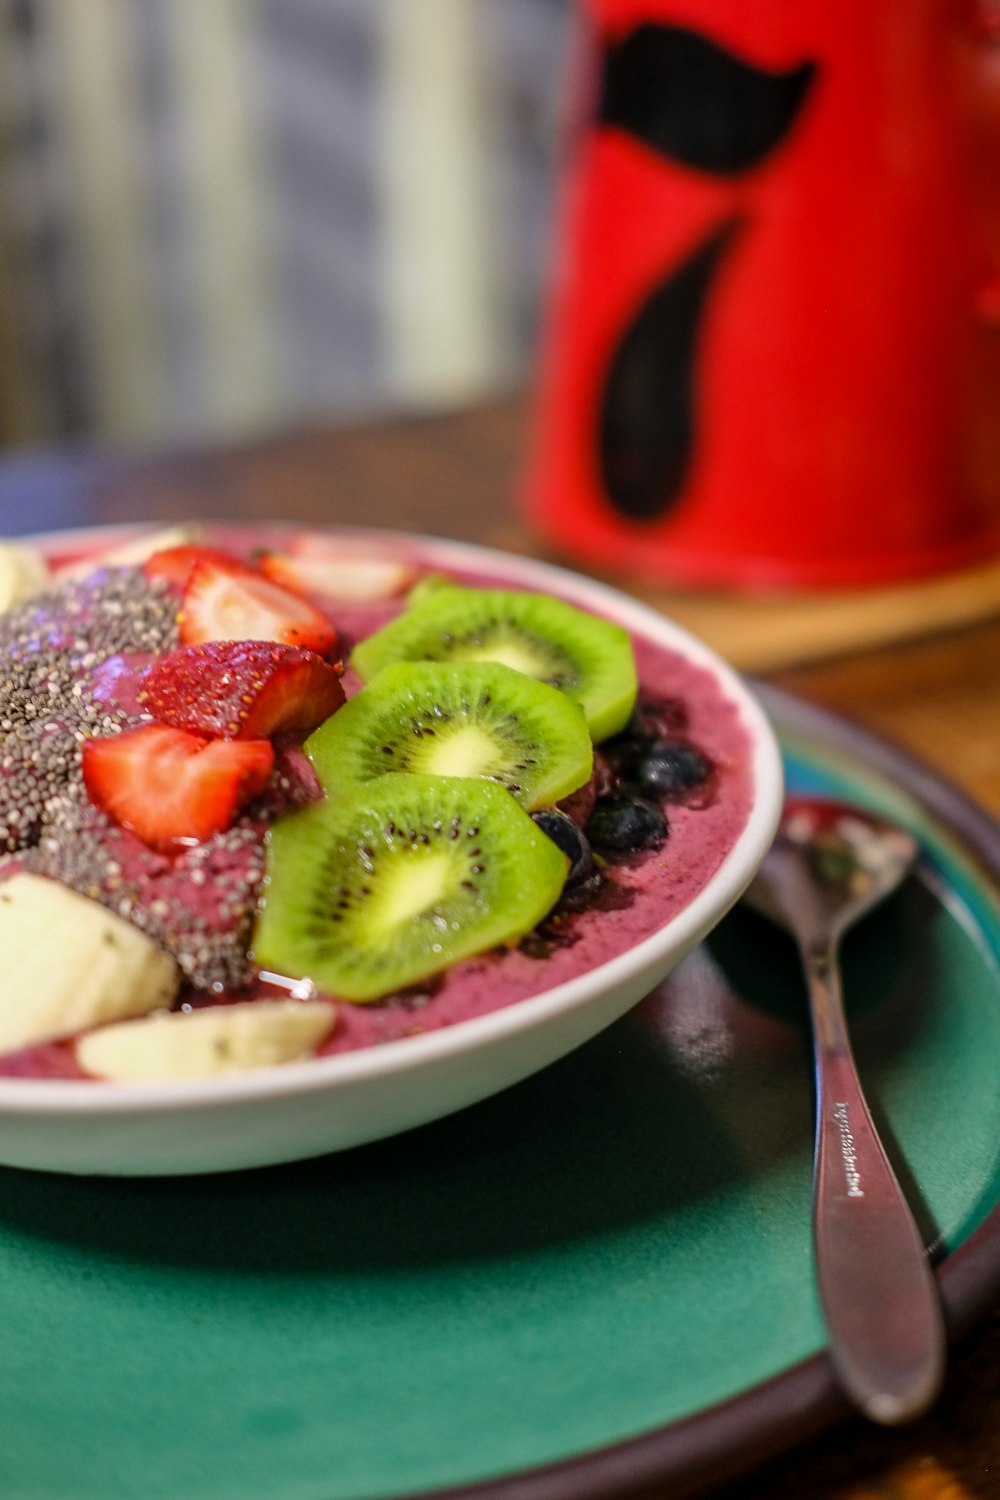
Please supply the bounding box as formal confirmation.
[743,796,945,1424]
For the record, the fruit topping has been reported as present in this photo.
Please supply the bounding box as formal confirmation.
[305,659,592,811]
[531,809,594,887]
[404,571,456,609]
[76,998,336,1081]
[143,543,253,591]
[82,723,274,851]
[0,873,180,1052]
[0,540,52,612]
[634,739,713,797]
[351,584,637,742]
[598,694,716,806]
[55,524,208,580]
[179,555,337,656]
[253,772,568,1001]
[140,641,345,741]
[585,795,668,852]
[258,546,416,602]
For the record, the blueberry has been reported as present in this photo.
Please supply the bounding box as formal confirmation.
[637,739,712,797]
[604,698,692,780]
[532,810,594,886]
[585,795,667,852]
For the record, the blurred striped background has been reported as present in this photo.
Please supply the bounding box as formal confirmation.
[0,0,571,448]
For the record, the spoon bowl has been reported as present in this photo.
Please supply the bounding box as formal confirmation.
[748,798,919,950]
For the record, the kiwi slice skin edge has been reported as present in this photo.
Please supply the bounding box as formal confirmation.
[253,773,568,1003]
[304,659,593,811]
[350,586,637,743]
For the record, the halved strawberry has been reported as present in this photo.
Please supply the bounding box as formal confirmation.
[139,641,345,740]
[82,724,274,850]
[143,545,253,591]
[180,557,336,656]
[258,547,416,603]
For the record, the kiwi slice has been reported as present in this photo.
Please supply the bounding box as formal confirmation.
[351,585,637,742]
[305,660,592,811]
[404,571,458,609]
[253,772,568,1001]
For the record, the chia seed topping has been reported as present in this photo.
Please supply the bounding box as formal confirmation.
[14,797,265,991]
[0,563,267,988]
[0,567,178,855]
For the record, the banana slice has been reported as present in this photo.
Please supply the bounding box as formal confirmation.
[76,999,336,1082]
[56,524,207,580]
[0,874,180,1053]
[261,550,416,602]
[0,540,52,612]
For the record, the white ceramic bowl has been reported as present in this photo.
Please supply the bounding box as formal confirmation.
[0,524,784,1175]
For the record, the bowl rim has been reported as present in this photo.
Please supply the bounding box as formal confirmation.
[0,521,784,1120]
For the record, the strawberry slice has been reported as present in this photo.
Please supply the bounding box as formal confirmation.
[180,557,336,656]
[139,641,345,740]
[83,724,275,850]
[143,544,254,591]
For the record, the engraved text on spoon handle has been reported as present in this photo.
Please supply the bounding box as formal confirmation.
[806,953,946,1425]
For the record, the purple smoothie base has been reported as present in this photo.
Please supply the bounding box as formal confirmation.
[0,533,755,1079]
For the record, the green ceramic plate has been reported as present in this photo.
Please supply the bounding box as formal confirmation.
[3,685,1000,1500]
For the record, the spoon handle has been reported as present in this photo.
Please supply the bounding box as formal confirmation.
[805,948,946,1425]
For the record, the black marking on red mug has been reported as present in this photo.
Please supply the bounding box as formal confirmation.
[598,219,741,523]
[598,23,817,175]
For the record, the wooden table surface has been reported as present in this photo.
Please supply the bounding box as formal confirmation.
[2,397,1000,1500]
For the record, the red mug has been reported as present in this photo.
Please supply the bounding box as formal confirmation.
[524,0,1000,588]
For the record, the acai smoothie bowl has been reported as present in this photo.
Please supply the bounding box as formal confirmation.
[0,522,783,1175]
